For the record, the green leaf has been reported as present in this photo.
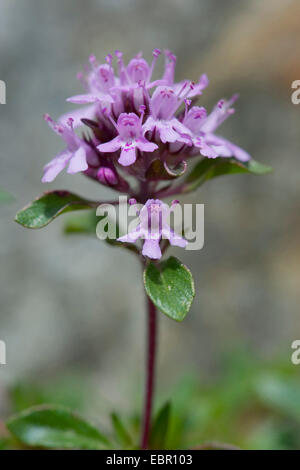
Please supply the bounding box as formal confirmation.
[6,405,111,450]
[15,191,97,229]
[185,157,272,192]
[150,402,171,449]
[144,256,195,321]
[111,413,133,448]
[64,210,99,235]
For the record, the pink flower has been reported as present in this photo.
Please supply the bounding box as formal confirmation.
[113,49,164,90]
[143,85,192,144]
[110,49,166,111]
[42,115,90,182]
[118,199,187,259]
[60,55,118,128]
[97,108,158,166]
[183,96,251,161]
[67,55,115,106]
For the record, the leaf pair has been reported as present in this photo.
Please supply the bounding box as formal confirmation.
[15,192,196,321]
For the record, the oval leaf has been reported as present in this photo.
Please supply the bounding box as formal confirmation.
[144,256,195,321]
[6,405,111,450]
[185,157,272,192]
[15,191,97,229]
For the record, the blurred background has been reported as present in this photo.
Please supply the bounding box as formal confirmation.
[1,0,300,449]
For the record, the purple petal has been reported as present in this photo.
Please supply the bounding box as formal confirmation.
[142,239,162,259]
[118,145,137,166]
[194,139,219,158]
[142,116,156,135]
[42,150,71,183]
[118,225,142,243]
[157,122,179,143]
[210,136,251,161]
[67,94,99,104]
[136,138,158,152]
[97,137,121,153]
[67,92,114,104]
[227,142,251,162]
[162,227,188,248]
[67,146,88,174]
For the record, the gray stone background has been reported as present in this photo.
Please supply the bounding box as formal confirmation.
[0,0,300,417]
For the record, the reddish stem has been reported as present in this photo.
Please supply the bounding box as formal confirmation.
[140,296,157,449]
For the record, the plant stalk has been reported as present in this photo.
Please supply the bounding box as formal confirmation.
[140,295,157,449]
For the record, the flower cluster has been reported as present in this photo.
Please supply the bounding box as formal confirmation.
[43,49,250,184]
[42,49,252,258]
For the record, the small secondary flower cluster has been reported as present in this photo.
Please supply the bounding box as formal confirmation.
[118,198,187,260]
[42,49,251,259]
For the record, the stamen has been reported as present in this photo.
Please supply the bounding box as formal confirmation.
[89,55,97,69]
[67,117,74,130]
[105,54,114,75]
[148,49,161,82]
[176,81,188,98]
[139,105,146,123]
[168,81,194,119]
[162,50,177,84]
[164,50,177,63]
[115,50,130,84]
[138,80,151,112]
[43,113,52,123]
[184,99,191,120]
[230,93,239,105]
[102,107,118,131]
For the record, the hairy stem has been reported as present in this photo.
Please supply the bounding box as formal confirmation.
[140,295,157,449]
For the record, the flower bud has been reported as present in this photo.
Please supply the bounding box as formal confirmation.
[97,167,118,185]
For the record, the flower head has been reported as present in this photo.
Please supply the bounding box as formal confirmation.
[42,49,252,186]
[118,199,187,259]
